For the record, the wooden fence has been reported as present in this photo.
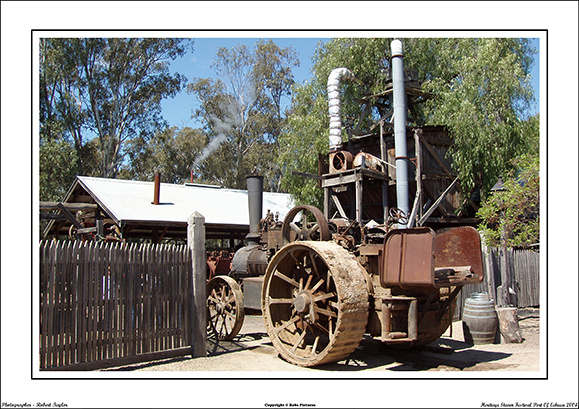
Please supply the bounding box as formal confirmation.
[455,247,541,319]
[40,240,194,370]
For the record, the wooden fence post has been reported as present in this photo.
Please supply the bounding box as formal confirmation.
[187,212,207,358]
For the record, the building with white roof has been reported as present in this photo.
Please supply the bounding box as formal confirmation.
[42,176,294,243]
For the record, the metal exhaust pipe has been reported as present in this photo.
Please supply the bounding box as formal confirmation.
[391,39,409,226]
[246,175,264,239]
[153,172,161,205]
[327,67,356,152]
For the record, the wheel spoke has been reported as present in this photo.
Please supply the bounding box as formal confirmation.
[304,274,313,291]
[314,306,337,318]
[268,297,294,304]
[291,325,309,353]
[207,295,219,305]
[275,315,300,335]
[274,270,299,287]
[311,336,320,356]
[223,310,236,320]
[313,321,330,335]
[314,292,335,302]
[310,279,325,293]
[302,211,309,229]
[223,293,235,307]
[308,224,320,239]
[308,252,321,278]
[290,222,301,235]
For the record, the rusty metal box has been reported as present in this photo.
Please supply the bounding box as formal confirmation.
[381,227,436,288]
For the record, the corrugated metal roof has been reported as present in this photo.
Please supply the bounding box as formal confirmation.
[77,176,294,227]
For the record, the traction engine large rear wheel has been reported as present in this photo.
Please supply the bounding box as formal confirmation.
[262,241,369,367]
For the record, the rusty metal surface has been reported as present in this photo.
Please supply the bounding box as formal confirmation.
[281,205,331,244]
[433,226,484,284]
[381,227,436,288]
[262,241,369,367]
[329,150,354,173]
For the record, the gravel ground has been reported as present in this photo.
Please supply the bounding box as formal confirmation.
[103,308,540,373]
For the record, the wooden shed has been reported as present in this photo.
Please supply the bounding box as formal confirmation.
[41,176,294,244]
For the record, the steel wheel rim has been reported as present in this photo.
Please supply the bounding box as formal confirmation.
[206,275,244,341]
[262,241,369,366]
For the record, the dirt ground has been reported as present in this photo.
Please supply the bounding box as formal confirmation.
[104,308,540,373]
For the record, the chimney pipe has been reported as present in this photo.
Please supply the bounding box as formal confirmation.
[327,67,356,152]
[391,39,409,226]
[153,172,161,205]
[246,175,264,240]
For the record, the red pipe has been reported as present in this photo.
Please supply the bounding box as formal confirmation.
[153,173,161,205]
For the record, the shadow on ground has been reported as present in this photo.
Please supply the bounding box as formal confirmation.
[313,336,512,371]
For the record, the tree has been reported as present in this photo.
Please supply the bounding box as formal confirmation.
[39,136,79,202]
[186,40,299,191]
[417,38,536,195]
[119,126,207,184]
[39,38,193,183]
[476,154,539,248]
[280,38,537,207]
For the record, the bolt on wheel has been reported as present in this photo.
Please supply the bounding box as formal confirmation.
[262,241,369,367]
[206,275,244,341]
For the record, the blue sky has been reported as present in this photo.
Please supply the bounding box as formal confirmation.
[160,37,541,128]
[160,37,327,128]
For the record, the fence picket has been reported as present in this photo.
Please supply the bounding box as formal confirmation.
[40,240,195,370]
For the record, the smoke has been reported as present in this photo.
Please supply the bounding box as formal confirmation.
[191,101,243,171]
[192,132,227,170]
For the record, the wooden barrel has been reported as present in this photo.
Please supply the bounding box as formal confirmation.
[462,292,498,345]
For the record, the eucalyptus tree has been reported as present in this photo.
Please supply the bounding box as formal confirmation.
[120,126,207,184]
[187,39,299,191]
[39,37,193,183]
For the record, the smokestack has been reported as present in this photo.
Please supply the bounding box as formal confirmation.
[246,175,264,239]
[327,67,356,152]
[391,39,409,226]
[153,172,161,205]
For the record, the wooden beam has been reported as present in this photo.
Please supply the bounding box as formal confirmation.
[331,195,348,219]
[418,177,459,226]
[56,203,83,228]
[40,202,98,211]
[421,137,453,176]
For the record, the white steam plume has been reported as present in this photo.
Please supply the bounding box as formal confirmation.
[191,102,243,171]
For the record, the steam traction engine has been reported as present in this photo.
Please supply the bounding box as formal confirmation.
[206,40,484,367]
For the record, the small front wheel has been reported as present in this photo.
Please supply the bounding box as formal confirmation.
[206,276,244,341]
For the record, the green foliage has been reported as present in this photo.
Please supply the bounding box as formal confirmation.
[476,154,539,248]
[119,127,207,184]
[420,38,536,195]
[39,38,193,180]
[187,40,299,191]
[39,136,79,201]
[280,38,537,206]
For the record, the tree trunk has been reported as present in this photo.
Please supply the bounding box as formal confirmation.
[496,306,523,343]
